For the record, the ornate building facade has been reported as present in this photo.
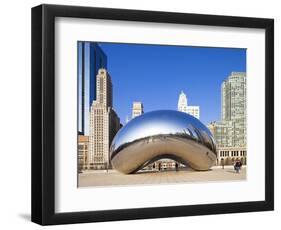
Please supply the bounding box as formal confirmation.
[89,69,120,169]
[177,91,200,119]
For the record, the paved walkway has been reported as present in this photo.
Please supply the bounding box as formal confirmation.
[78,166,246,187]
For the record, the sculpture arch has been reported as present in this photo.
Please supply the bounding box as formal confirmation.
[110,110,217,174]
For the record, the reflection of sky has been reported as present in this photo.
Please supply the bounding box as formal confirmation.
[98,43,246,126]
[113,110,212,149]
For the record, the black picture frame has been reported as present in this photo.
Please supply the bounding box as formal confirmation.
[31,4,274,225]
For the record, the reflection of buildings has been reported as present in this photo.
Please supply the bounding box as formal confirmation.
[178,91,200,119]
[78,135,89,171]
[144,160,185,171]
[89,69,120,169]
[145,160,179,171]
[208,72,247,165]
[144,91,200,171]
[111,110,217,174]
[78,42,107,136]
[132,101,144,119]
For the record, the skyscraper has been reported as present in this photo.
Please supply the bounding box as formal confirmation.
[209,72,246,147]
[132,102,144,119]
[78,42,107,135]
[177,91,200,119]
[221,72,247,146]
[89,69,120,169]
[177,91,188,113]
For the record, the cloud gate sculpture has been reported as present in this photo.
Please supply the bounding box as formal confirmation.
[110,110,217,174]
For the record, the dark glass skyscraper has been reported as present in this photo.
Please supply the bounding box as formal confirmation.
[78,42,107,135]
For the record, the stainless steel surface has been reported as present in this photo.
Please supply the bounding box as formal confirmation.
[110,110,217,174]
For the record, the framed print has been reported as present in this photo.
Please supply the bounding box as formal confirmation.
[31,4,274,225]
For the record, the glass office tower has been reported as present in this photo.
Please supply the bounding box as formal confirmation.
[78,42,107,135]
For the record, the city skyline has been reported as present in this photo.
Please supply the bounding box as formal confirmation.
[77,41,247,184]
[99,42,246,125]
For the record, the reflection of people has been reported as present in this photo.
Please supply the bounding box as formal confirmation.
[175,162,179,172]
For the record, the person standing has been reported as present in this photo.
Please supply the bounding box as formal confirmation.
[238,160,242,172]
[158,162,161,172]
[175,162,179,172]
[234,160,242,173]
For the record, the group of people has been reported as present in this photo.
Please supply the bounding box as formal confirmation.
[221,159,243,173]
[234,160,243,173]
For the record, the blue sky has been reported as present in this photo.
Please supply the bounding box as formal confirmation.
[98,42,246,126]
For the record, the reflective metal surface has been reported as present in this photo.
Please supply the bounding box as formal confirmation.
[110,110,217,174]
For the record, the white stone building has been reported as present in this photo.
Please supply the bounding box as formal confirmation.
[132,101,144,119]
[89,69,120,169]
[216,146,247,166]
[177,90,200,119]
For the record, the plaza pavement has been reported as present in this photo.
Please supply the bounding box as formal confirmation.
[78,165,246,187]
